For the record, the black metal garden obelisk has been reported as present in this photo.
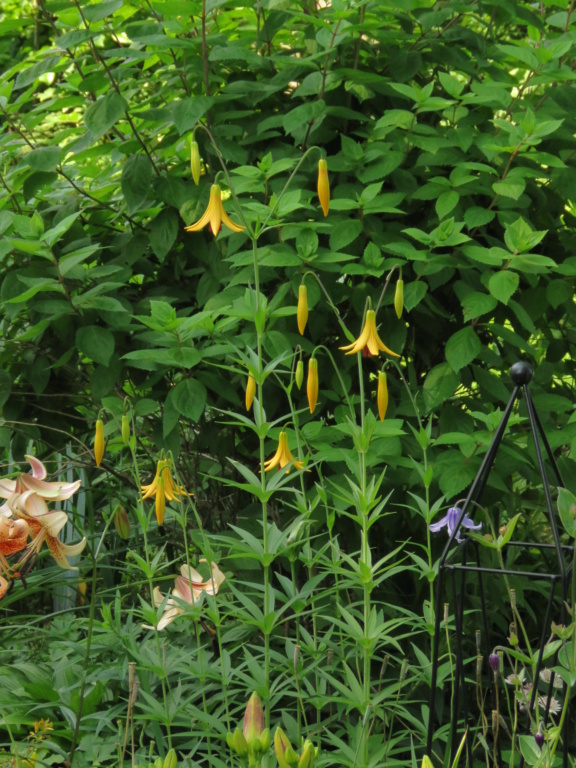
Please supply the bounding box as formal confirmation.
[426,363,573,768]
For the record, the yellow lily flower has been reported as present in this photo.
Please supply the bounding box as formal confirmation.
[340,310,400,358]
[184,184,245,236]
[143,560,225,630]
[307,358,318,413]
[264,432,303,473]
[141,460,188,525]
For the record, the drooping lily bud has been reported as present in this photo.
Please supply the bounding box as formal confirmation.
[243,693,265,749]
[94,419,105,467]
[377,371,388,421]
[394,278,404,319]
[190,141,201,185]
[297,284,308,335]
[317,158,330,217]
[113,505,130,540]
[295,360,304,390]
[307,358,318,414]
[155,476,165,526]
[246,374,256,412]
[122,414,131,445]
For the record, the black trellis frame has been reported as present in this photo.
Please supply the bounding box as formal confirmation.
[426,363,573,767]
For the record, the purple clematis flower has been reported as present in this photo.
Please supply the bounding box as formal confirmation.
[429,506,482,542]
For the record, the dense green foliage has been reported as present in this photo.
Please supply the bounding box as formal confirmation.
[1,0,576,766]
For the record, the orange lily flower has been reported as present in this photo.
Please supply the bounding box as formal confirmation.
[0,455,81,504]
[0,515,29,599]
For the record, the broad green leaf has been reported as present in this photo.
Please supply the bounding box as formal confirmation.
[488,270,519,304]
[150,209,178,260]
[435,190,459,220]
[445,327,481,372]
[169,379,207,422]
[25,146,62,172]
[121,155,153,214]
[557,487,576,538]
[0,370,12,408]
[464,207,495,229]
[43,212,82,247]
[173,96,213,135]
[461,292,497,321]
[492,178,526,200]
[76,326,115,366]
[504,217,547,254]
[15,56,61,89]
[84,91,128,139]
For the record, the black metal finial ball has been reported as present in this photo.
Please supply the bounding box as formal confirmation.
[510,361,533,385]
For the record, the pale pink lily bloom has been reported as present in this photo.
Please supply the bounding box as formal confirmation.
[143,561,226,631]
[0,455,81,503]
[8,490,86,569]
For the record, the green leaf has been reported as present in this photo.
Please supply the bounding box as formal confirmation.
[504,217,547,254]
[557,487,576,538]
[43,212,82,247]
[15,56,61,89]
[461,292,497,321]
[150,209,178,260]
[0,370,12,408]
[445,327,481,372]
[492,178,526,200]
[25,146,62,172]
[464,207,495,229]
[121,155,153,214]
[283,100,325,136]
[435,190,459,220]
[173,96,213,135]
[488,271,519,305]
[84,91,128,139]
[169,379,207,422]
[76,326,115,366]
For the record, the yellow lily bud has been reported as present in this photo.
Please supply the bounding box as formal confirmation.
[377,371,388,421]
[155,476,165,525]
[190,141,201,185]
[163,748,177,768]
[297,284,308,335]
[122,414,131,445]
[94,419,105,467]
[307,358,318,414]
[246,374,256,411]
[113,505,130,540]
[274,727,296,768]
[295,360,304,390]
[317,158,330,217]
[153,758,163,768]
[255,727,271,753]
[421,756,435,768]
[394,278,404,319]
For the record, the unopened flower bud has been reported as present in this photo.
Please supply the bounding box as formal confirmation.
[94,419,105,467]
[190,141,201,185]
[243,693,265,748]
[377,371,388,421]
[489,653,500,673]
[113,505,130,540]
[534,731,544,749]
[274,727,296,768]
[297,284,308,335]
[307,358,318,413]
[394,278,404,319]
[153,758,163,768]
[317,158,330,217]
[229,728,248,757]
[155,476,165,526]
[295,360,304,389]
[421,757,434,768]
[255,727,271,753]
[122,414,131,445]
[298,740,316,768]
[246,374,256,412]
[163,749,177,768]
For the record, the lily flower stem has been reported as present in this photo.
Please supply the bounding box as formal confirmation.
[392,360,435,614]
[356,352,371,766]
[129,451,172,749]
[374,265,401,315]
[303,270,353,342]
[252,235,271,729]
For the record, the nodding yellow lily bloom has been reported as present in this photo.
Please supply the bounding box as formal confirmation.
[184,184,245,236]
[340,310,400,358]
[297,284,308,335]
[317,158,330,217]
[377,371,388,421]
[141,460,188,525]
[245,374,256,412]
[190,140,201,185]
[307,358,318,413]
[264,432,303,473]
[94,419,105,467]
